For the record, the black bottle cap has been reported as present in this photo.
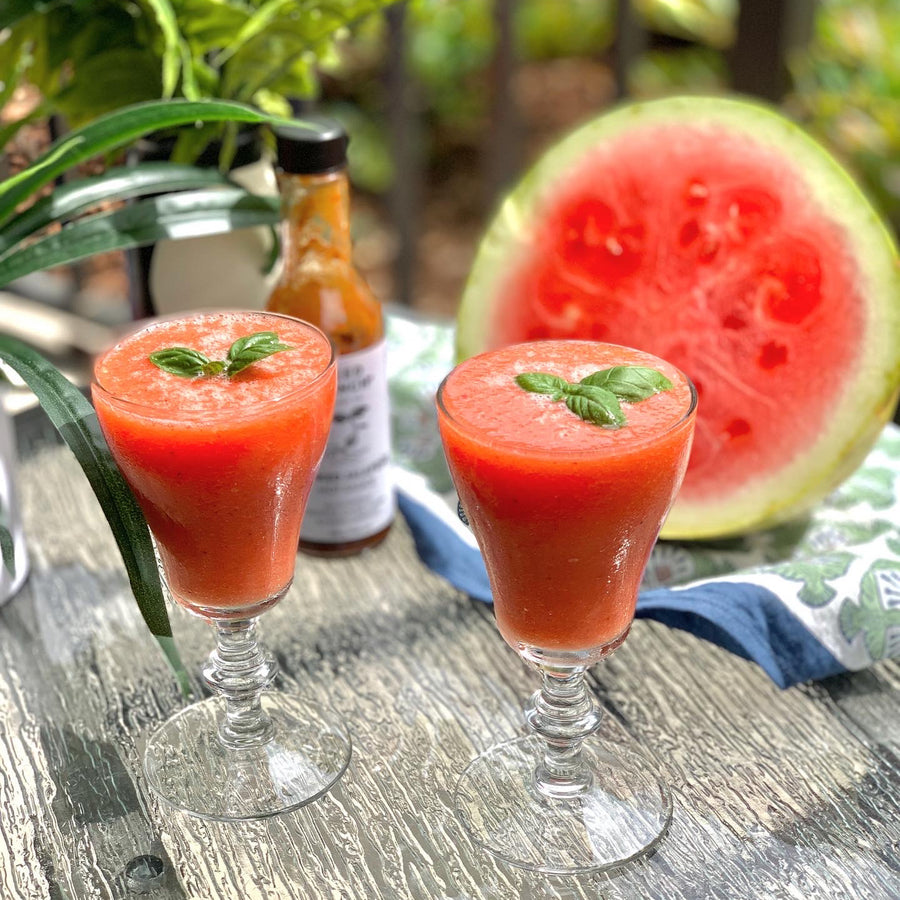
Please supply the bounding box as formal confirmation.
[272,117,349,174]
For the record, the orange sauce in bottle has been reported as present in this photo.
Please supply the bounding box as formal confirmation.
[267,119,394,556]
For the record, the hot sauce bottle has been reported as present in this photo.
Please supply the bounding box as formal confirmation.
[267,119,394,556]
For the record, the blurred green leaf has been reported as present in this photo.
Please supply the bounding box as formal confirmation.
[790,0,900,230]
[143,0,184,97]
[0,0,64,30]
[54,49,164,124]
[0,0,397,161]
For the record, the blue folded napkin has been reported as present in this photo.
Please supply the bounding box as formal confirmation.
[394,424,900,689]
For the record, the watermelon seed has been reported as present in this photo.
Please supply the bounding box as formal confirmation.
[722,312,747,330]
[758,341,789,370]
[725,418,752,439]
[679,220,700,248]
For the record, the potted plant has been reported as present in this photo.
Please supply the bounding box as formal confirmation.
[0,98,320,689]
[0,0,395,157]
[1,0,396,314]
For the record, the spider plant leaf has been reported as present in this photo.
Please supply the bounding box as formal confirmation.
[0,163,234,255]
[0,188,279,286]
[0,334,191,695]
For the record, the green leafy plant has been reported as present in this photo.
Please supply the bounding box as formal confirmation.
[0,98,315,690]
[0,99,287,280]
[789,0,900,232]
[0,0,396,160]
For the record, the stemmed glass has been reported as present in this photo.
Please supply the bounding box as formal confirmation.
[436,339,697,873]
[92,311,349,820]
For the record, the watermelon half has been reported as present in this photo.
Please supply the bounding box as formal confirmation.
[457,96,900,539]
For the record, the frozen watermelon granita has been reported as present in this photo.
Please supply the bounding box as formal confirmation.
[457,96,900,539]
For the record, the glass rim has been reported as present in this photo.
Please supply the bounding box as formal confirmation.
[436,340,699,457]
[91,309,336,417]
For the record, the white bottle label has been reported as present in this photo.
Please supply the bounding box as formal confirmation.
[301,339,394,544]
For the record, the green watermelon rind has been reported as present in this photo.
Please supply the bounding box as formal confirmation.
[457,95,900,539]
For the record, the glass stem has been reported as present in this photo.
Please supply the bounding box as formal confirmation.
[202,618,277,749]
[525,666,603,799]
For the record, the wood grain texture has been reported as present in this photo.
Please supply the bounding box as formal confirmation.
[2,438,900,899]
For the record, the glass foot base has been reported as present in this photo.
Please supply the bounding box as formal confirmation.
[454,735,672,874]
[143,693,351,821]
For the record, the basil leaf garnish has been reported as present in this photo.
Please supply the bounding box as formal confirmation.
[514,372,568,400]
[225,331,293,377]
[148,347,211,378]
[580,366,673,401]
[149,332,293,379]
[565,385,625,427]
[515,364,673,428]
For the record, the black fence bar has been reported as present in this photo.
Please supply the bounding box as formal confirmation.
[482,0,521,210]
[729,0,817,100]
[384,2,420,307]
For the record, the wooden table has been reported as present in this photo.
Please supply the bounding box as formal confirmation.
[3,410,900,899]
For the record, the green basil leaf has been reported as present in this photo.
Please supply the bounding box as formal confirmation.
[564,384,626,427]
[513,364,672,428]
[225,332,293,377]
[149,347,211,378]
[515,372,568,396]
[581,366,674,402]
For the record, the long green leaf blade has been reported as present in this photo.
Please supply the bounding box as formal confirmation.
[0,164,234,255]
[0,99,294,227]
[0,189,280,286]
[141,0,183,97]
[212,0,294,67]
[0,0,63,30]
[0,524,14,576]
[0,335,189,694]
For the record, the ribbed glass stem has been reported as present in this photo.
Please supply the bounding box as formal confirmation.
[525,667,603,799]
[202,618,277,749]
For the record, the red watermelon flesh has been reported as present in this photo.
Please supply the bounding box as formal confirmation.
[487,122,865,507]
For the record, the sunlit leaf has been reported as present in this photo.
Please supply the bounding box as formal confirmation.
[0,189,279,286]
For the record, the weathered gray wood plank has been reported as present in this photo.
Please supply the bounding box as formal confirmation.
[2,443,899,898]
